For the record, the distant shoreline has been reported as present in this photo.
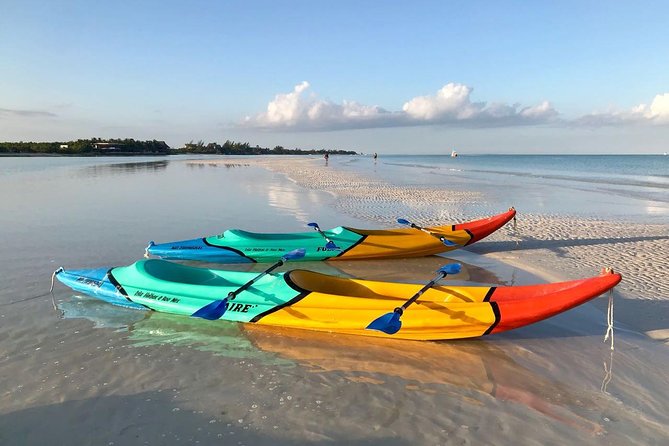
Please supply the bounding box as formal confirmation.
[0,152,358,158]
[0,152,169,157]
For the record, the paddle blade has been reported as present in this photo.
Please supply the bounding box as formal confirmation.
[282,248,306,261]
[366,311,402,335]
[307,222,319,229]
[397,218,411,226]
[440,238,458,247]
[192,298,228,320]
[439,263,462,275]
[325,240,339,250]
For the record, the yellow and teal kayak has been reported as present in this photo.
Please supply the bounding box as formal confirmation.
[145,208,517,263]
[55,258,620,341]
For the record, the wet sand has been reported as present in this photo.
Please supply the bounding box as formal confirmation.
[1,156,669,445]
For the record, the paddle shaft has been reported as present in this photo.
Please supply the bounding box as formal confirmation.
[409,222,449,244]
[395,271,447,314]
[227,259,285,301]
[309,224,338,248]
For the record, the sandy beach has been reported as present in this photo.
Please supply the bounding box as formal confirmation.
[2,155,669,445]
[192,156,669,301]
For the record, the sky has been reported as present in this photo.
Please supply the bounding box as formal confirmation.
[1,0,668,154]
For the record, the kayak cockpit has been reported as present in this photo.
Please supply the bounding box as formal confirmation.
[287,269,409,300]
[135,259,234,286]
[222,226,349,241]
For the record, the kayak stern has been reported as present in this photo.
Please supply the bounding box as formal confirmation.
[55,267,146,310]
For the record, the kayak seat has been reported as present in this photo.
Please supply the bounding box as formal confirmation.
[141,259,231,286]
[288,270,396,300]
[224,229,322,241]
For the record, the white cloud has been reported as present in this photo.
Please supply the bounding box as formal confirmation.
[262,80,310,126]
[244,81,395,130]
[242,83,669,130]
[242,82,558,130]
[647,93,669,122]
[0,107,57,118]
[402,83,475,120]
[520,101,557,119]
[574,93,669,126]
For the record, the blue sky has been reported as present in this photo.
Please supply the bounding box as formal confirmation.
[1,0,668,153]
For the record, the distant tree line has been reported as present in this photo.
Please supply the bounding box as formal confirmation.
[0,138,357,156]
[0,138,170,155]
[176,140,357,155]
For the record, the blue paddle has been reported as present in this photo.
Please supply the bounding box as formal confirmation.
[366,263,462,335]
[307,222,340,250]
[397,218,459,247]
[191,248,306,320]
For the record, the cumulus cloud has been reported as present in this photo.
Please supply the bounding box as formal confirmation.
[244,81,397,130]
[242,82,557,130]
[574,93,669,126]
[402,83,475,120]
[641,93,669,123]
[0,108,57,118]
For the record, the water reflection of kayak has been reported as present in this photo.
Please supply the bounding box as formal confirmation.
[243,325,606,434]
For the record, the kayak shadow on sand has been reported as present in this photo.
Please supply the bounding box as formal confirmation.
[469,235,669,257]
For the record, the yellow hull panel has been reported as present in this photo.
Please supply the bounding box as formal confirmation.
[256,272,498,340]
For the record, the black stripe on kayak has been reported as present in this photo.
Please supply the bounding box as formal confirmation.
[107,270,154,311]
[202,238,257,263]
[463,229,475,246]
[106,269,129,298]
[249,272,310,323]
[482,287,496,302]
[334,228,368,258]
[483,302,501,335]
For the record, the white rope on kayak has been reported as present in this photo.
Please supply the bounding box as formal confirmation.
[601,349,614,393]
[49,267,63,293]
[49,268,64,312]
[604,290,614,350]
[603,269,615,351]
[144,241,154,259]
[508,207,520,246]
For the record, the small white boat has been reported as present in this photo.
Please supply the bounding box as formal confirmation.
[451,150,458,157]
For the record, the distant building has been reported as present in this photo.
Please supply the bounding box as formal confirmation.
[93,142,122,150]
[59,144,68,149]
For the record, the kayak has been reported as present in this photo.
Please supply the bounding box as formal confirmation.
[54,258,620,341]
[144,208,517,263]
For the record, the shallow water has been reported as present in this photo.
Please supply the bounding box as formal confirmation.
[1,156,668,445]
[337,155,669,222]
